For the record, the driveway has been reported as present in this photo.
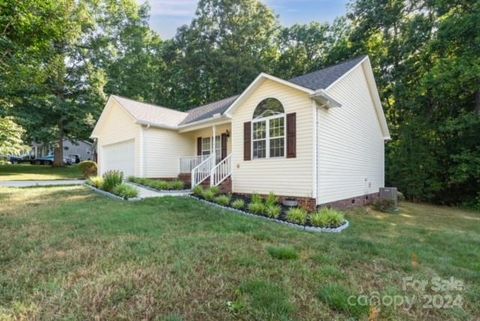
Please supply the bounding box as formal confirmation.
[0,180,85,188]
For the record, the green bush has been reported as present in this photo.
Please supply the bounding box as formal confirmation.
[248,202,267,215]
[311,208,345,228]
[286,208,308,225]
[398,191,405,202]
[231,199,245,210]
[152,180,170,190]
[266,192,279,206]
[214,195,231,206]
[209,186,220,196]
[193,185,204,197]
[202,189,216,201]
[267,246,298,260]
[87,176,104,189]
[102,170,123,192]
[266,205,281,218]
[169,180,185,190]
[372,198,396,213]
[112,183,139,199]
[251,193,262,203]
[78,161,97,178]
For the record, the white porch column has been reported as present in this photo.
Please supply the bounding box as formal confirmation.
[210,125,216,186]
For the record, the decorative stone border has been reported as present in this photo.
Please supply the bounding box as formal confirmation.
[84,184,142,201]
[128,182,191,195]
[188,195,349,233]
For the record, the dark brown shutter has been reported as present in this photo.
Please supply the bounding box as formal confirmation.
[197,137,202,156]
[286,113,296,158]
[221,133,228,159]
[244,122,251,161]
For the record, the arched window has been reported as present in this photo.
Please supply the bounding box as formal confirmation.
[252,98,285,159]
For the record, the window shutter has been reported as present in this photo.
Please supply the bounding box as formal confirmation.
[221,133,228,160]
[286,113,296,158]
[197,137,202,156]
[244,122,251,161]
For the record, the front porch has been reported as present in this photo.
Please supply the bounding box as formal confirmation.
[178,123,232,188]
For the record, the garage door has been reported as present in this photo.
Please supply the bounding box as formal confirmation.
[102,139,135,177]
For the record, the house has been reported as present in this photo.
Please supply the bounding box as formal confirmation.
[31,140,94,162]
[91,56,390,210]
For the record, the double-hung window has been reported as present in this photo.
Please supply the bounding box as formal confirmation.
[251,98,285,159]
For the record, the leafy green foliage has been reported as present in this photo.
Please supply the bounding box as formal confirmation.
[129,177,185,190]
[265,192,279,207]
[267,246,298,260]
[0,118,28,156]
[192,185,204,197]
[251,194,262,204]
[372,199,397,213]
[265,205,281,218]
[286,208,307,225]
[202,189,216,201]
[87,176,104,189]
[112,183,138,200]
[214,195,231,206]
[78,161,97,178]
[231,199,245,210]
[248,202,267,215]
[311,208,345,228]
[208,186,221,196]
[102,170,123,192]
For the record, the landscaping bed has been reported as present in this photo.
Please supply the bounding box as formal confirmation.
[86,170,139,200]
[127,177,189,192]
[191,186,349,233]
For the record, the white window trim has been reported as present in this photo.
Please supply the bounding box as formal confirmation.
[251,114,286,159]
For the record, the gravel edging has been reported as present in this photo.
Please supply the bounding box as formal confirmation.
[188,195,349,233]
[84,184,142,201]
[127,182,191,194]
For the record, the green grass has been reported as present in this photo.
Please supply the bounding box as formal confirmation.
[0,186,479,320]
[0,164,82,181]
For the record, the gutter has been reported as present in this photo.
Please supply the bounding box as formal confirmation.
[311,89,342,108]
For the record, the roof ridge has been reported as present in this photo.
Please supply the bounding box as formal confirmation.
[186,95,240,112]
[288,55,367,83]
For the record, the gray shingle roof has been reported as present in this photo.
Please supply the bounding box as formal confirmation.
[180,95,240,125]
[288,56,366,91]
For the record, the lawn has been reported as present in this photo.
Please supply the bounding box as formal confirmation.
[0,164,82,181]
[0,186,478,321]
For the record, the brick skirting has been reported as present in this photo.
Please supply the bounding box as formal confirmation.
[318,192,380,210]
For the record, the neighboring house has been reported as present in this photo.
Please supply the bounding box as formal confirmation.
[91,56,390,209]
[32,140,94,161]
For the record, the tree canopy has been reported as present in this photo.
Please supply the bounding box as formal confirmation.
[0,0,478,207]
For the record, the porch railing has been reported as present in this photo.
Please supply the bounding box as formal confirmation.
[180,155,209,174]
[211,154,232,186]
[191,154,214,188]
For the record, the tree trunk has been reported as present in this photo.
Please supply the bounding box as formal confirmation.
[53,136,64,167]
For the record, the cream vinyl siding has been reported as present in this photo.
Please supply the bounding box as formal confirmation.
[142,127,193,178]
[231,79,314,197]
[96,99,142,176]
[317,63,385,204]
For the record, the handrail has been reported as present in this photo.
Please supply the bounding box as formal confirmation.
[211,154,232,186]
[180,155,209,173]
[191,154,214,188]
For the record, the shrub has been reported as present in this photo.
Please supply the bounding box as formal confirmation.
[193,185,203,197]
[202,189,216,201]
[286,208,308,225]
[127,176,135,182]
[169,180,185,190]
[266,192,279,206]
[112,183,138,199]
[267,246,298,260]
[231,199,245,210]
[214,195,231,206]
[372,198,396,213]
[251,193,263,204]
[248,202,267,215]
[102,170,123,192]
[78,161,97,178]
[398,191,405,202]
[266,205,281,218]
[152,180,170,190]
[87,176,104,189]
[209,186,220,196]
[311,208,345,228]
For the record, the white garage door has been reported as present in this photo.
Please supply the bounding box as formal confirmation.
[102,139,135,177]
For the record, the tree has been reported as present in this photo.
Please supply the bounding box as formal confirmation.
[0,117,28,156]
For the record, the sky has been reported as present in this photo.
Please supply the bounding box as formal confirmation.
[143,0,350,39]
